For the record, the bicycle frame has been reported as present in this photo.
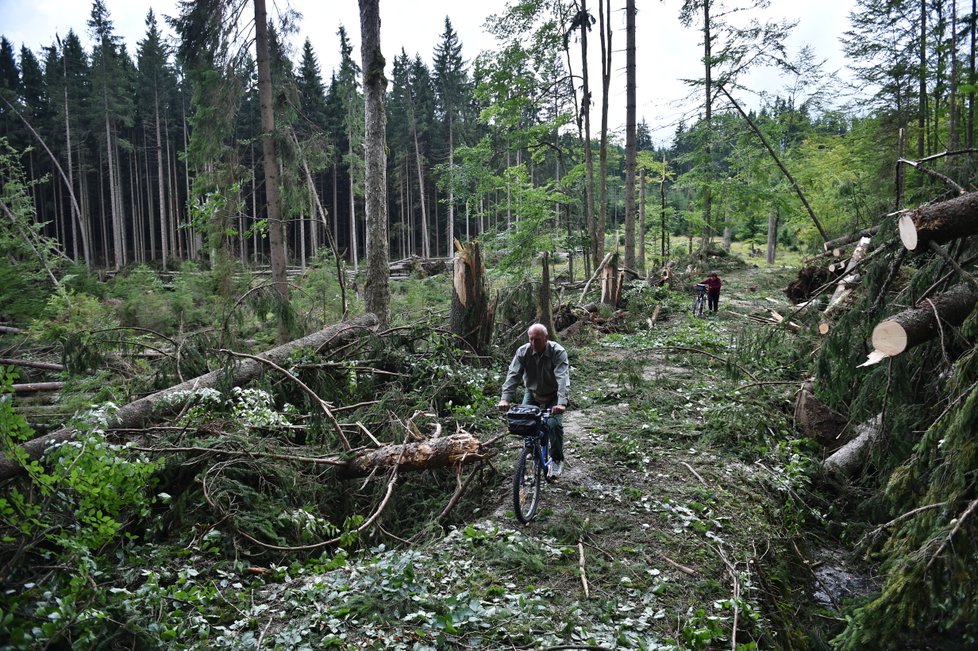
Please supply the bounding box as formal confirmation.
[511,409,551,524]
[692,283,707,316]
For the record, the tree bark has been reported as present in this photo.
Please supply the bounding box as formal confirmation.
[898,191,978,252]
[623,0,636,271]
[360,0,390,329]
[536,251,555,338]
[823,414,883,477]
[869,282,978,358]
[254,0,290,342]
[336,432,482,479]
[450,240,495,355]
[0,314,379,481]
[600,252,619,306]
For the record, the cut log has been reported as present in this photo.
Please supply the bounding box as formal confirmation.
[0,314,380,481]
[898,191,978,252]
[336,432,483,479]
[823,414,883,477]
[863,282,978,364]
[0,325,25,335]
[824,236,872,317]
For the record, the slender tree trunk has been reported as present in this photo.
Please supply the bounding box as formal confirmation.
[949,0,960,151]
[447,113,454,258]
[577,0,598,269]
[349,137,358,269]
[156,89,168,269]
[918,0,927,159]
[624,0,637,272]
[412,125,429,258]
[969,0,976,147]
[766,209,777,265]
[255,0,290,341]
[105,114,122,270]
[597,0,611,265]
[701,0,713,254]
[639,168,646,275]
[360,0,390,328]
[660,152,667,259]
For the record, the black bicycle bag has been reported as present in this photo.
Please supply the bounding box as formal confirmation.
[507,404,542,435]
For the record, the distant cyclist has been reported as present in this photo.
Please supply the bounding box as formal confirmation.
[699,271,723,313]
[497,324,570,478]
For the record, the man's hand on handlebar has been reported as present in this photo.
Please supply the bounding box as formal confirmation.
[496,400,510,414]
[552,404,566,415]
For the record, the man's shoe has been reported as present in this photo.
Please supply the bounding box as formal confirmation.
[548,460,563,478]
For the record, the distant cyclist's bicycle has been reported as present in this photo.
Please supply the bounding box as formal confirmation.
[692,283,708,316]
[505,405,552,524]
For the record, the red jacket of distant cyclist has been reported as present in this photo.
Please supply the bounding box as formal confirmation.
[700,274,722,297]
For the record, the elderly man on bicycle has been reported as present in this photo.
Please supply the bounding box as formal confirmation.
[497,323,570,478]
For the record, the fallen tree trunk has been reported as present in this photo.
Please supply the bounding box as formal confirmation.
[862,282,978,365]
[823,225,880,252]
[336,432,484,479]
[10,382,65,394]
[898,191,978,252]
[0,313,379,481]
[0,358,64,372]
[823,414,883,477]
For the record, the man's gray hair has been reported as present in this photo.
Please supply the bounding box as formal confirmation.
[528,323,549,336]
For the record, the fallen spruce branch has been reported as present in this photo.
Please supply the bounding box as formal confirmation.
[0,314,379,481]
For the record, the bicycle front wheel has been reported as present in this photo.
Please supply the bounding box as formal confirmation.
[513,445,542,524]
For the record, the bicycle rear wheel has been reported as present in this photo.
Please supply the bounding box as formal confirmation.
[513,445,542,524]
[692,295,704,316]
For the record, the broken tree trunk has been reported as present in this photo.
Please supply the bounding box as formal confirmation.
[824,236,872,317]
[794,382,848,448]
[450,240,495,355]
[600,253,620,306]
[536,251,556,337]
[861,282,978,365]
[898,191,978,252]
[0,313,380,481]
[336,432,483,479]
[823,414,884,477]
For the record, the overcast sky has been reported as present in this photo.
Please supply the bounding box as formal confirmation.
[0,0,857,145]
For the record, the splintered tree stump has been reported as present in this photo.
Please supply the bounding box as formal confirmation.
[898,191,978,252]
[870,282,978,358]
[450,240,495,355]
[336,432,483,479]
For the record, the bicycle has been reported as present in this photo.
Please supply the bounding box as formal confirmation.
[505,404,552,524]
[692,283,707,316]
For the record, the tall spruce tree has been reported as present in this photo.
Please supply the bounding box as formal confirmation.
[433,17,469,257]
